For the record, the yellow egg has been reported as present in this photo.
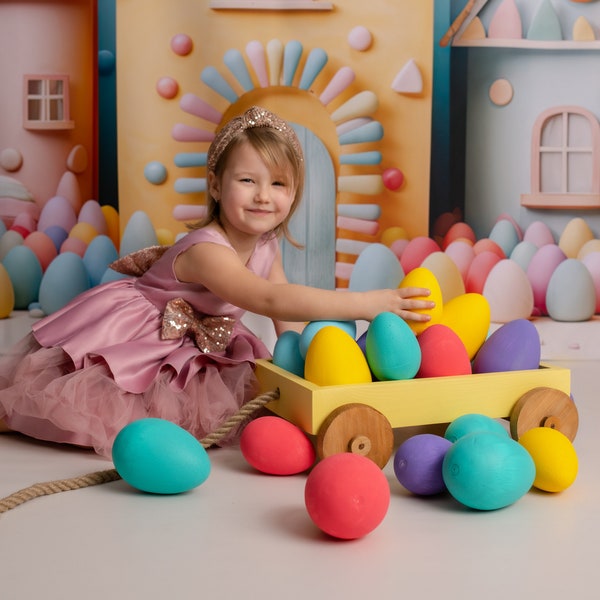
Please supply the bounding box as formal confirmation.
[440,293,491,359]
[69,221,99,245]
[399,267,443,335]
[518,427,578,492]
[558,217,594,259]
[380,226,408,247]
[156,228,175,246]
[0,263,15,318]
[304,326,372,386]
[101,205,120,250]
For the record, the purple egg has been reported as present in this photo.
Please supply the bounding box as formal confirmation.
[394,434,452,496]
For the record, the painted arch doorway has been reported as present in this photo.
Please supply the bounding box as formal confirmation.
[282,123,336,290]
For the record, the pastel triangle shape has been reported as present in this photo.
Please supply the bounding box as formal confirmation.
[527,0,562,41]
[488,0,522,40]
[461,16,486,41]
[573,16,596,42]
[391,59,423,94]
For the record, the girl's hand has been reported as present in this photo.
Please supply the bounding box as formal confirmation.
[364,287,435,322]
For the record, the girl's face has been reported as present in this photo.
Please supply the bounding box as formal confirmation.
[209,141,296,241]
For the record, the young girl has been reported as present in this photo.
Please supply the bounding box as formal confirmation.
[0,106,433,457]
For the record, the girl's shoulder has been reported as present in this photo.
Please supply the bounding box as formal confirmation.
[182,226,232,248]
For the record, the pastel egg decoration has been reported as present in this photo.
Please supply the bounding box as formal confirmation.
[483,259,534,323]
[399,236,441,274]
[558,217,594,259]
[444,414,509,443]
[23,231,58,272]
[526,244,566,315]
[304,326,372,386]
[83,235,119,287]
[393,434,452,496]
[416,324,471,378]
[119,210,159,257]
[545,258,596,322]
[365,311,421,380]
[349,243,403,291]
[577,239,600,260]
[440,292,490,360]
[112,418,211,494]
[442,221,476,250]
[465,251,501,294]
[240,416,315,475]
[488,218,520,258]
[304,453,390,540]
[1,245,43,309]
[38,252,90,314]
[442,431,535,510]
[472,318,540,374]
[399,267,443,335]
[581,252,600,313]
[524,220,555,248]
[443,240,475,283]
[101,205,120,250]
[420,251,465,304]
[510,240,538,273]
[473,238,505,258]
[43,225,69,252]
[518,427,578,493]
[78,200,108,235]
[37,196,77,233]
[299,319,356,359]
[0,229,24,261]
[60,236,88,257]
[0,263,15,318]
[272,330,305,377]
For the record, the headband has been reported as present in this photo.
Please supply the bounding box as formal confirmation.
[207,106,304,172]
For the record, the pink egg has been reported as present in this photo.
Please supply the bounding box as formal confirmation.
[483,259,534,323]
[526,244,567,315]
[12,212,37,233]
[473,238,505,258]
[524,221,555,248]
[400,236,441,274]
[444,240,475,282]
[582,252,600,313]
[465,251,502,294]
[78,200,108,235]
[442,222,476,250]
[416,324,471,378]
[240,416,315,475]
[60,236,87,257]
[38,196,77,233]
[389,238,409,260]
[23,231,58,271]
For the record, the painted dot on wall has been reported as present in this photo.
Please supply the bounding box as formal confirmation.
[156,77,179,99]
[98,50,116,76]
[0,148,23,172]
[348,26,372,51]
[489,78,513,106]
[144,161,168,185]
[171,33,193,56]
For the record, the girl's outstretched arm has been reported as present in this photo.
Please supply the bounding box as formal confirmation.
[175,241,434,325]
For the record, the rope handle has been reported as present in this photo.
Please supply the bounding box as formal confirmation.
[0,389,279,515]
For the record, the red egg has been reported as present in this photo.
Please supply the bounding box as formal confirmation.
[465,251,501,294]
[442,222,476,249]
[473,238,505,258]
[305,453,390,540]
[416,324,471,378]
[400,236,441,274]
[240,416,315,475]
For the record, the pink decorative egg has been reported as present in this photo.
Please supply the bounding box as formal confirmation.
[483,259,534,323]
[465,251,502,294]
[524,221,555,248]
[473,238,505,258]
[526,244,567,315]
[23,231,58,271]
[442,222,476,250]
[240,417,315,475]
[400,236,441,274]
[582,252,600,313]
[416,324,471,378]
[444,240,475,283]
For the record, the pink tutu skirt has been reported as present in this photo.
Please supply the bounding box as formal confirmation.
[0,333,262,458]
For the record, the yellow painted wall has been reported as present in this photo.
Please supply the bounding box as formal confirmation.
[116,0,433,246]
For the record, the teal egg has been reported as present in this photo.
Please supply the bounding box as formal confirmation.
[119,211,159,256]
[365,312,421,380]
[546,258,596,322]
[272,330,305,377]
[83,235,119,287]
[2,245,42,309]
[445,414,509,443]
[38,252,90,314]
[299,320,356,358]
[442,431,535,510]
[112,418,211,494]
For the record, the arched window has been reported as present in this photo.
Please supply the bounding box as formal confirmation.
[521,106,600,209]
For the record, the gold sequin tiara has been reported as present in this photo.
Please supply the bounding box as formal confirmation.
[207,106,304,172]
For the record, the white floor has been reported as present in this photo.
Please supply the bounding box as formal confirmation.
[1,312,599,600]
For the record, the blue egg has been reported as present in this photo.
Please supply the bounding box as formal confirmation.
[2,245,43,309]
[349,243,404,291]
[546,258,596,322]
[442,431,535,510]
[272,330,305,377]
[43,225,69,251]
[83,235,119,287]
[112,418,211,494]
[445,414,509,443]
[119,211,159,256]
[38,252,90,314]
[488,219,520,258]
[299,320,357,358]
[509,241,538,273]
[365,312,421,380]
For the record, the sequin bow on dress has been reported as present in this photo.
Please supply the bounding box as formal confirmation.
[161,297,235,353]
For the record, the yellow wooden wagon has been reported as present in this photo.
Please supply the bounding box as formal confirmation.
[255,359,577,468]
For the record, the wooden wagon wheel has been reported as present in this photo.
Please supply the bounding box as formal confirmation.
[510,386,579,442]
[316,404,394,469]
